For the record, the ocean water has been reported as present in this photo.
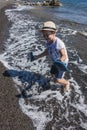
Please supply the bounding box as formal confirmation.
[60,0,87,24]
[0,1,87,130]
[33,0,87,25]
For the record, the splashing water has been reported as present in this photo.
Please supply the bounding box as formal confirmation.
[0,5,87,130]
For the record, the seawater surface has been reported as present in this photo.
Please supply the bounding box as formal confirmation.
[0,3,87,130]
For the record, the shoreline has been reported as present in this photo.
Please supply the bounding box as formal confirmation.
[0,1,34,130]
[0,1,87,130]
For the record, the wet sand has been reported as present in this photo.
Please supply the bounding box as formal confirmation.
[0,1,34,130]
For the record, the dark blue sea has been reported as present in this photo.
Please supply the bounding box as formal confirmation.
[0,0,87,130]
[33,0,87,25]
[59,0,87,24]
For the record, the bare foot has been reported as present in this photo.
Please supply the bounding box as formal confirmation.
[64,81,70,91]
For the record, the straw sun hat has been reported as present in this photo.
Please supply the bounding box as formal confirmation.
[40,21,57,32]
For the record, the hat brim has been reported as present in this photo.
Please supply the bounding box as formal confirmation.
[39,28,57,32]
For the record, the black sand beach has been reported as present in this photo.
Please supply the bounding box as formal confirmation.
[0,1,87,130]
[0,1,34,130]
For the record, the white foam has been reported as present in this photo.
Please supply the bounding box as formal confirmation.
[2,7,52,130]
[19,98,51,130]
[79,31,87,36]
[59,27,77,37]
[78,63,87,74]
[69,49,87,74]
[0,6,87,130]
[6,5,34,12]
[80,122,87,129]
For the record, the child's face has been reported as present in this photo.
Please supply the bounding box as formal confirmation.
[42,30,56,43]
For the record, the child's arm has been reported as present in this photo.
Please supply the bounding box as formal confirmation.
[34,49,48,60]
[60,48,67,62]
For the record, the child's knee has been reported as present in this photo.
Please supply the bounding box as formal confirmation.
[53,78,61,83]
[56,78,62,83]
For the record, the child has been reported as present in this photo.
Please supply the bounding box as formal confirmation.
[34,21,70,91]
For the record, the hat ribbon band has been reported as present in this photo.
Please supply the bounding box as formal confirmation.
[42,27,56,31]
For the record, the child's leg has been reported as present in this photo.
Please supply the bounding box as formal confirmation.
[54,78,70,91]
[53,70,70,91]
[50,65,70,91]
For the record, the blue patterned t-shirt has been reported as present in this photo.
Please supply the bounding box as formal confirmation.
[46,37,69,64]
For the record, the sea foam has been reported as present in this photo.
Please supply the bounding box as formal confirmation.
[0,4,87,130]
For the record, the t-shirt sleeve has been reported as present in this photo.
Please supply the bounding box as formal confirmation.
[56,38,65,50]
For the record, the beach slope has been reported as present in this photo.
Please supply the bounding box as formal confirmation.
[0,1,34,130]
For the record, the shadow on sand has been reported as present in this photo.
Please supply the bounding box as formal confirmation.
[3,69,53,98]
